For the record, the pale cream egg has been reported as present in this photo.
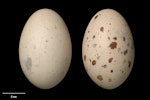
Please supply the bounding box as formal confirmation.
[19,8,72,89]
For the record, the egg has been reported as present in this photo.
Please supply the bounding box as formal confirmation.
[19,8,72,89]
[82,9,135,89]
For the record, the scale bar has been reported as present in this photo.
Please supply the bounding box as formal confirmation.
[2,92,26,94]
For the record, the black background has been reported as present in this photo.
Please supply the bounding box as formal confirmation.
[1,0,149,99]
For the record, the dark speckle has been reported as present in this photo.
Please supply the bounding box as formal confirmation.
[109,42,117,49]
[94,15,98,19]
[108,57,113,63]
[128,61,131,68]
[110,69,113,73]
[108,78,112,82]
[100,27,104,32]
[97,56,100,60]
[25,57,32,70]
[93,35,95,39]
[109,23,111,25]
[86,37,89,40]
[123,37,126,42]
[108,37,110,40]
[120,51,123,54]
[92,60,96,65]
[124,49,128,55]
[89,59,91,62]
[45,40,48,43]
[88,30,90,33]
[113,37,117,40]
[101,64,107,68]
[84,55,86,61]
[97,75,103,81]
[92,44,97,48]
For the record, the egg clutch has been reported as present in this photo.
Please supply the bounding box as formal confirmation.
[19,8,134,90]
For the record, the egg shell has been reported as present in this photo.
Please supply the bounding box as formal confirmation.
[19,8,72,89]
[82,9,135,89]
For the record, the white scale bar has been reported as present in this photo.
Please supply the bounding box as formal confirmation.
[2,92,26,94]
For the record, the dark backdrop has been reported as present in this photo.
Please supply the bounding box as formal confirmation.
[1,0,149,99]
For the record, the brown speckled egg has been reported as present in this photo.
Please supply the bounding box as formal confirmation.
[82,9,135,89]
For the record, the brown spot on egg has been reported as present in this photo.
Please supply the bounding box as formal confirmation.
[109,23,111,25]
[128,61,131,68]
[97,75,103,81]
[84,55,86,61]
[92,44,97,48]
[45,40,48,43]
[108,37,110,40]
[88,30,90,33]
[123,37,126,42]
[124,49,128,55]
[113,37,117,40]
[87,44,89,47]
[108,57,113,63]
[110,69,113,73]
[120,51,123,54]
[101,64,107,68]
[97,56,100,60]
[89,59,91,62]
[109,42,117,49]
[86,37,89,40]
[92,60,96,65]
[100,27,104,32]
[107,30,110,32]
[93,35,95,39]
[108,78,112,82]
[94,15,98,19]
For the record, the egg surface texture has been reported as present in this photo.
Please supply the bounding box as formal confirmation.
[19,8,72,89]
[82,9,134,89]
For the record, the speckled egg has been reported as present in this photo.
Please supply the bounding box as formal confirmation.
[19,8,72,89]
[82,9,135,89]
